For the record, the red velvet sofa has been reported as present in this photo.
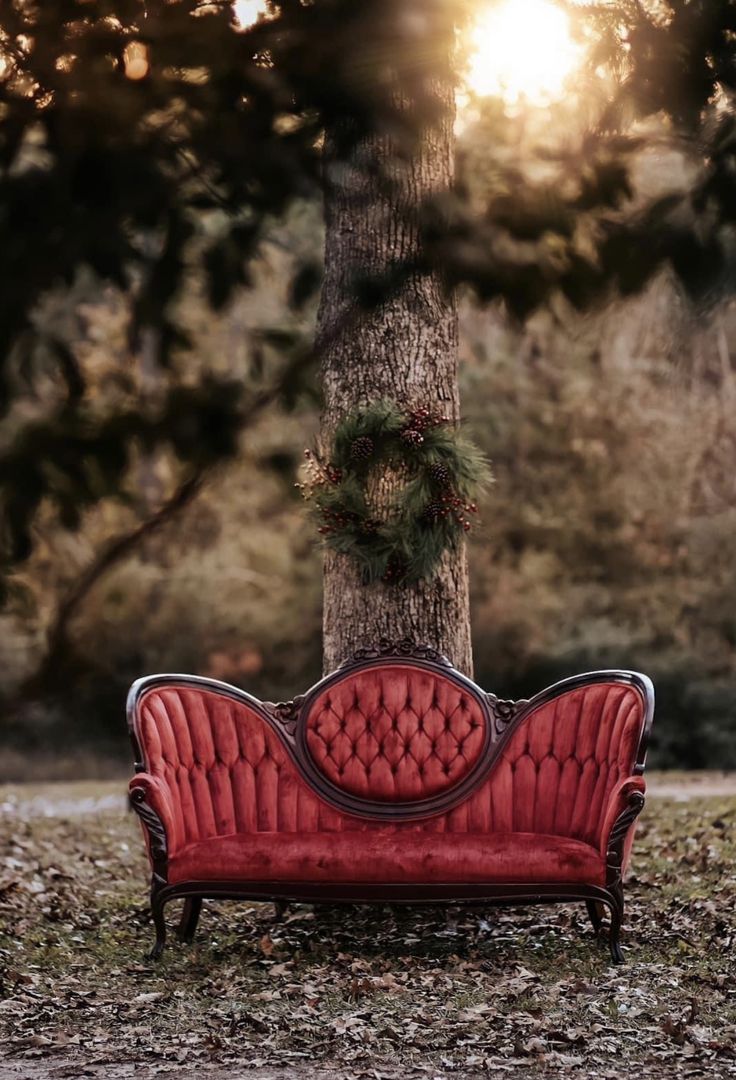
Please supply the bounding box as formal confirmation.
[127,640,654,963]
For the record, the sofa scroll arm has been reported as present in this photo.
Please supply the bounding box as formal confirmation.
[129,775,175,884]
[601,777,646,887]
[129,776,176,961]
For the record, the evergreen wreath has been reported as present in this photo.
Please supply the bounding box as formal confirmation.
[298,401,490,585]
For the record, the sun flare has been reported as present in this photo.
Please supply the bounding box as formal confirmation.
[467,0,582,104]
[233,0,583,107]
[233,0,269,29]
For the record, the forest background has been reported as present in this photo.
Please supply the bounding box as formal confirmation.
[1,59,735,780]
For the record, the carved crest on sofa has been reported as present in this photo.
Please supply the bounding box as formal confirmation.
[338,638,453,668]
[268,695,306,737]
[486,692,526,736]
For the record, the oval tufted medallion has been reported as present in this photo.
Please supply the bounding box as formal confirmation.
[302,664,489,804]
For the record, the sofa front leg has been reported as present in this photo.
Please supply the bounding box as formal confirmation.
[150,881,167,960]
[585,897,624,961]
[607,886,625,964]
[177,897,202,944]
[130,786,171,960]
[604,788,645,966]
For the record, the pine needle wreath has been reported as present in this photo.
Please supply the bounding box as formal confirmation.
[299,401,490,586]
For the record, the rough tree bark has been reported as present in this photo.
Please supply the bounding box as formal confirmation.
[315,80,472,675]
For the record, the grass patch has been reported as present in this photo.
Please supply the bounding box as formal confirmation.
[1,783,735,1076]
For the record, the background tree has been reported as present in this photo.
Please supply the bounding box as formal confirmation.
[314,10,473,671]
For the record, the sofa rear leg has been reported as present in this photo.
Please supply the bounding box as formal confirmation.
[273,899,289,922]
[150,888,167,961]
[585,900,605,937]
[177,897,202,944]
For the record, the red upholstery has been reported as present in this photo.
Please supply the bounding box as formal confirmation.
[168,831,604,886]
[134,687,328,851]
[131,675,646,887]
[458,682,644,848]
[303,665,487,801]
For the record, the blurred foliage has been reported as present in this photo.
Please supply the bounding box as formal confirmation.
[465,282,736,769]
[0,0,455,580]
[2,0,736,582]
[2,0,736,771]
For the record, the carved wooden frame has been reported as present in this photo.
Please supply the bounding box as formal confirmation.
[289,647,496,821]
[126,639,654,964]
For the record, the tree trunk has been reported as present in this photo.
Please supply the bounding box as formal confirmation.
[315,81,472,676]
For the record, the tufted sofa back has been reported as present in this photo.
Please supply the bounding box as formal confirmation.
[135,686,327,849]
[301,664,489,803]
[132,671,648,850]
[449,681,645,847]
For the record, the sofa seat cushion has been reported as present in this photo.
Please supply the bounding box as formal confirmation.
[168,831,604,887]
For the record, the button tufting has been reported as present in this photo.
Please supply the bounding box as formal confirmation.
[301,673,489,799]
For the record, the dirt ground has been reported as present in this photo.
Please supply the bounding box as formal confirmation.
[1,774,736,1079]
[0,1064,411,1080]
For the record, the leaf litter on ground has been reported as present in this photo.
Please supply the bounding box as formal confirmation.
[0,780,735,1078]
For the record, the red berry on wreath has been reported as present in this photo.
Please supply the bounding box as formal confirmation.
[383,554,408,583]
[401,427,424,446]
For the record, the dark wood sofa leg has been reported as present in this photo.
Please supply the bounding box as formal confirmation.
[273,899,289,922]
[608,889,625,965]
[585,900,604,937]
[150,886,167,961]
[604,788,645,965]
[177,897,202,944]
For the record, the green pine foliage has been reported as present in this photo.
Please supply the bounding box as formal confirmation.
[306,401,490,585]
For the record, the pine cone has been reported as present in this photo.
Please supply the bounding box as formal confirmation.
[350,435,375,460]
[423,500,444,522]
[428,462,451,485]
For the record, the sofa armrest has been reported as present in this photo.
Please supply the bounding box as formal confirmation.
[599,774,646,868]
[129,773,182,876]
